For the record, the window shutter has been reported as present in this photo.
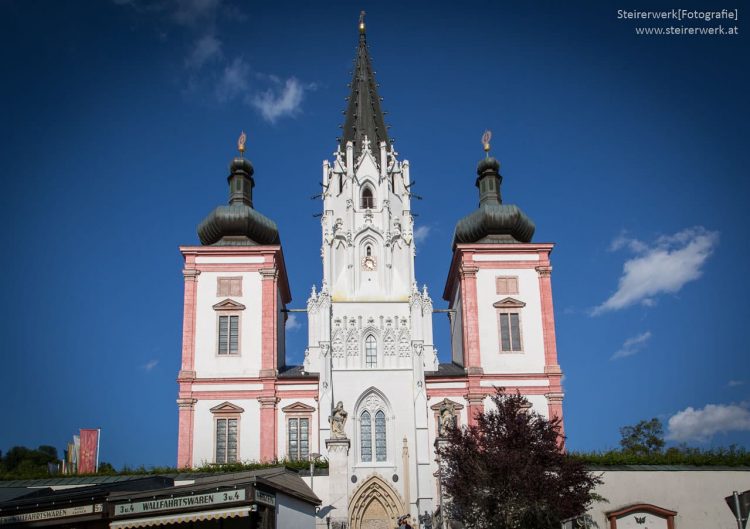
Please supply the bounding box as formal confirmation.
[218,316,229,354]
[229,316,239,353]
[499,313,511,351]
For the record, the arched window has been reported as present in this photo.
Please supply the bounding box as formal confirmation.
[360,411,372,462]
[366,245,372,257]
[365,335,377,367]
[375,410,386,461]
[361,187,375,209]
[356,390,390,464]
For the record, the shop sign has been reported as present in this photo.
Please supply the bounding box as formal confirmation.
[113,489,246,517]
[254,490,276,507]
[0,504,103,525]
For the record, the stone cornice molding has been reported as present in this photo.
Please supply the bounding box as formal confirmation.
[176,398,197,408]
[458,264,479,279]
[259,268,278,280]
[257,395,281,408]
[535,265,553,278]
[183,269,201,280]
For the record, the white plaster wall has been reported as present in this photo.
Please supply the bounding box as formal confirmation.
[277,397,320,460]
[193,269,263,378]
[590,470,750,529]
[481,393,549,419]
[191,398,260,466]
[327,369,417,501]
[276,491,317,528]
[475,267,545,374]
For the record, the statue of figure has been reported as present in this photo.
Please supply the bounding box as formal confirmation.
[329,401,348,438]
[438,400,456,437]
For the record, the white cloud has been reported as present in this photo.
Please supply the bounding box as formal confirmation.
[666,402,750,442]
[592,227,719,315]
[286,314,301,331]
[142,359,159,371]
[215,57,250,103]
[172,0,222,27]
[186,34,222,69]
[413,225,431,244]
[728,380,745,387]
[610,331,652,360]
[250,77,308,123]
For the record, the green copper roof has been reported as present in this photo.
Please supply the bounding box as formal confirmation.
[452,157,535,246]
[341,13,389,159]
[197,157,280,246]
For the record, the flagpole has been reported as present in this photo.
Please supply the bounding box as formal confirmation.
[96,429,101,472]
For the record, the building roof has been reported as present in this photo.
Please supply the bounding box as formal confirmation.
[197,157,280,246]
[425,362,466,377]
[453,157,535,247]
[341,12,389,161]
[278,365,319,379]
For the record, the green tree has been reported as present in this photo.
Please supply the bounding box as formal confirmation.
[438,390,602,529]
[619,418,665,455]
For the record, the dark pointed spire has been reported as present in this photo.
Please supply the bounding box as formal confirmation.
[341,11,389,160]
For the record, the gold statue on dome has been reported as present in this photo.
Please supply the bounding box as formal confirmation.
[482,129,492,157]
[238,131,247,156]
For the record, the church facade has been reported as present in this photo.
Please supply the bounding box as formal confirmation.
[176,16,564,529]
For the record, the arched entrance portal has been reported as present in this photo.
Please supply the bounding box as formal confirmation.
[349,474,405,529]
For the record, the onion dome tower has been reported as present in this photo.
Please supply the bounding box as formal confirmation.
[197,132,280,246]
[452,134,535,246]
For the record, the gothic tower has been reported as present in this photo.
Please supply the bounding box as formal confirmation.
[304,13,438,529]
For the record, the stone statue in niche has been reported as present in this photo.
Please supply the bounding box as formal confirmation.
[438,400,457,437]
[329,401,348,438]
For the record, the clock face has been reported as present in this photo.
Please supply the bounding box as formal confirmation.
[362,256,376,271]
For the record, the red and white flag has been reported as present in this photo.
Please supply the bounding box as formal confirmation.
[78,429,100,474]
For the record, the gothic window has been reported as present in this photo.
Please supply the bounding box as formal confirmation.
[375,410,386,461]
[365,334,377,367]
[361,186,375,209]
[494,298,526,353]
[357,391,389,464]
[366,245,372,256]
[210,402,243,464]
[213,299,245,356]
[360,411,372,462]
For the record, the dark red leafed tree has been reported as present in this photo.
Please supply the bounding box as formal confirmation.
[437,390,602,529]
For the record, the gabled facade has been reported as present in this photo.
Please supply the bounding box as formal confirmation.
[176,14,564,529]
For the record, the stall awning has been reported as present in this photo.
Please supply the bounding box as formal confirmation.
[109,506,250,528]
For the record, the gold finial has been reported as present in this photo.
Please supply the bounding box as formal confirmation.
[481,129,492,157]
[237,130,247,157]
[359,10,366,33]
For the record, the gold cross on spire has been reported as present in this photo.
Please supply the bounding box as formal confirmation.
[482,129,492,158]
[237,130,247,157]
[359,10,366,33]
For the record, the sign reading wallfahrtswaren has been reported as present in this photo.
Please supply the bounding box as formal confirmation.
[113,489,246,517]
[0,504,103,525]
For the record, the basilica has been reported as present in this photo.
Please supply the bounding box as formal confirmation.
[175,14,564,529]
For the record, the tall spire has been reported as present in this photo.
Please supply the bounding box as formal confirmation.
[341,11,389,160]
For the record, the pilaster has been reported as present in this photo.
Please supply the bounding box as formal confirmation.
[258,395,280,461]
[176,398,197,468]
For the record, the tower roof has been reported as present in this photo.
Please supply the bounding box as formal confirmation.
[452,156,535,247]
[341,12,389,159]
[197,136,280,246]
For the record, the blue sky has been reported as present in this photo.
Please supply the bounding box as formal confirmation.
[0,1,748,467]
